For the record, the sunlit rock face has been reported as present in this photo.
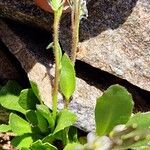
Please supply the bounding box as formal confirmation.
[60,0,150,92]
[0,0,150,131]
[1,0,149,91]
[0,20,102,131]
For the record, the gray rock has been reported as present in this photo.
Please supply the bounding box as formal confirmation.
[60,0,150,91]
[0,20,102,132]
[0,47,18,80]
[1,0,149,91]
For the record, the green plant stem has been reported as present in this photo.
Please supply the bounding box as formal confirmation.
[71,0,81,64]
[62,128,69,147]
[64,98,69,109]
[52,7,63,121]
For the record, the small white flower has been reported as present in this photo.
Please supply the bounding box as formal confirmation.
[113,124,126,132]
[87,132,96,144]
[84,132,113,150]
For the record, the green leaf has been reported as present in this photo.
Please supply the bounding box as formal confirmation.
[68,126,78,143]
[60,54,76,101]
[95,85,134,136]
[48,0,64,11]
[35,110,49,133]
[0,81,25,114]
[11,134,39,148]
[19,89,39,110]
[26,110,38,126]
[31,140,57,150]
[42,134,55,143]
[47,42,62,69]
[0,124,11,132]
[46,42,54,50]
[20,148,30,150]
[9,113,32,135]
[53,109,77,135]
[26,110,49,133]
[64,143,82,150]
[30,81,42,103]
[126,112,150,129]
[36,105,54,130]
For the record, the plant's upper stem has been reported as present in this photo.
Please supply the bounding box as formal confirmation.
[52,7,63,120]
[71,0,81,64]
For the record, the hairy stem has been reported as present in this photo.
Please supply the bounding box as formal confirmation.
[64,97,69,109]
[52,7,63,120]
[71,0,81,64]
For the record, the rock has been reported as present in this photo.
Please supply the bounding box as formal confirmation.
[0,19,103,131]
[0,45,18,80]
[60,0,150,91]
[0,0,53,31]
[1,0,149,91]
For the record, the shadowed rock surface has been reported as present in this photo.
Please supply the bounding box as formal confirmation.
[1,0,149,91]
[0,44,18,80]
[0,0,150,131]
[60,0,150,91]
[0,19,102,131]
[0,0,53,31]
[1,19,150,132]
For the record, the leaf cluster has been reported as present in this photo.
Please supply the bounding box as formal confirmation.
[0,81,77,149]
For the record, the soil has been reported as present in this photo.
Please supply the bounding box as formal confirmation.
[0,133,15,150]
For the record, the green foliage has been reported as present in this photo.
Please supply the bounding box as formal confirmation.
[0,124,11,132]
[126,112,150,129]
[36,110,49,133]
[95,84,134,136]
[36,105,54,131]
[68,126,78,143]
[0,79,149,150]
[0,0,149,149]
[47,0,64,11]
[11,134,40,149]
[60,54,76,101]
[47,42,62,70]
[19,89,39,110]
[31,140,57,150]
[30,81,42,103]
[0,81,25,114]
[9,113,32,135]
[64,143,82,150]
[53,109,77,135]
[0,81,77,149]
[26,110,38,126]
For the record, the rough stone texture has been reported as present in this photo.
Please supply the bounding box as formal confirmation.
[0,20,102,131]
[0,47,18,80]
[60,0,150,91]
[0,0,150,131]
[1,0,149,91]
[0,0,53,31]
[0,20,53,107]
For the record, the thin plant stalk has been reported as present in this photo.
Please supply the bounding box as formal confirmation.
[71,0,81,64]
[52,6,63,120]
[64,97,69,109]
